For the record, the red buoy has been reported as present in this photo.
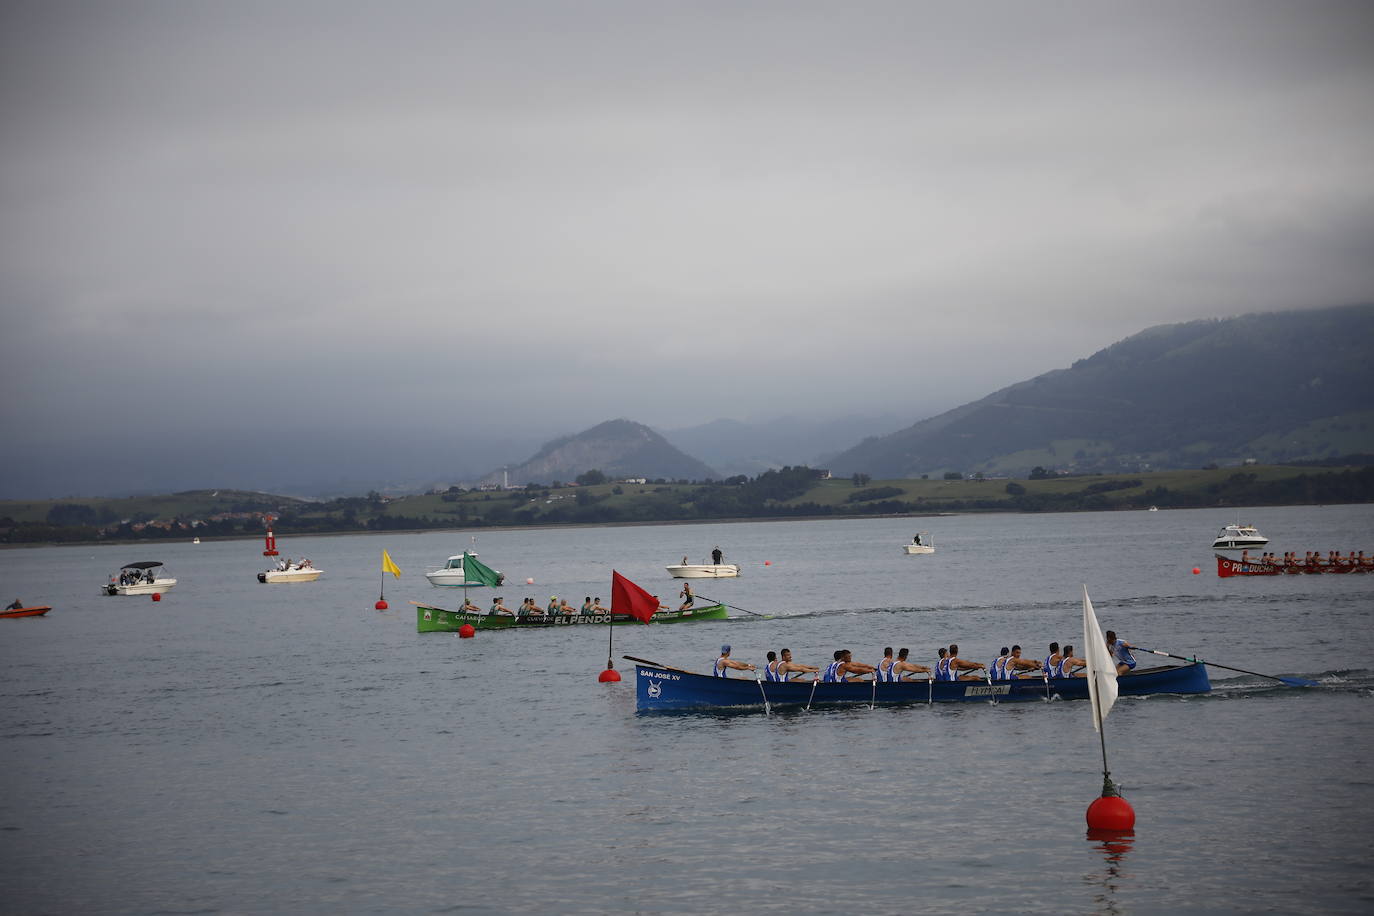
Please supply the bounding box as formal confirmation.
[598,664,621,682]
[151,592,162,602]
[263,526,279,557]
[458,623,476,639]
[1192,567,1201,575]
[375,599,388,610]
[1085,794,1136,831]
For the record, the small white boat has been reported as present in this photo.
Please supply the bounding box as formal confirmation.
[666,564,741,578]
[1211,524,1269,550]
[258,559,322,583]
[103,561,177,596]
[902,532,935,555]
[426,551,504,587]
[1147,506,1159,512]
[193,536,201,544]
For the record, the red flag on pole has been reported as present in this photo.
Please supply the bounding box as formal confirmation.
[611,570,659,624]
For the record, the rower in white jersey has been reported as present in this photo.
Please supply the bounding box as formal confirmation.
[1058,644,1086,677]
[990,647,1011,680]
[947,644,987,681]
[1004,645,1042,679]
[892,648,932,681]
[774,648,818,681]
[822,649,876,682]
[713,644,756,678]
[876,647,899,682]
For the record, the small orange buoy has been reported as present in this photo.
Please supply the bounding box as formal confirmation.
[375,599,388,610]
[151,593,162,602]
[458,623,476,638]
[526,577,534,585]
[1086,794,1136,831]
[1192,567,1201,575]
[598,663,621,682]
[764,561,771,566]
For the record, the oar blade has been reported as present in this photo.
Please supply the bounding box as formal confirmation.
[1279,676,1320,687]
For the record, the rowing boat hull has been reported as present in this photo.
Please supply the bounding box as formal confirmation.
[1,606,51,619]
[416,603,729,632]
[634,663,1211,711]
[1216,554,1371,577]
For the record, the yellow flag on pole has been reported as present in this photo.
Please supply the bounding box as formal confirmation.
[382,550,402,578]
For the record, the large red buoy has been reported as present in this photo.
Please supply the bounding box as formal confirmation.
[263,526,279,557]
[458,623,476,639]
[1086,793,1136,831]
[598,663,621,682]
[1192,567,1201,575]
[375,599,388,610]
[151,592,162,602]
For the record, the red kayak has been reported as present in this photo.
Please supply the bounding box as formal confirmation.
[1,605,51,619]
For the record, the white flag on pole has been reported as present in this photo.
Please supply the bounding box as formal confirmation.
[1082,584,1119,732]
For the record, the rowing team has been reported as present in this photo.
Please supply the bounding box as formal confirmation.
[714,632,1139,682]
[455,596,617,616]
[1240,550,1372,568]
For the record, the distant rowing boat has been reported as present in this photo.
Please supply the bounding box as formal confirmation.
[1216,553,1372,577]
[415,602,729,632]
[633,662,1211,712]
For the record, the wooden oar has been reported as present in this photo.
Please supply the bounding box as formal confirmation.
[1137,648,1318,687]
[694,594,772,618]
[621,654,696,674]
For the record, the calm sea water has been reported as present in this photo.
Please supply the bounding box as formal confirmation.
[2,505,1372,914]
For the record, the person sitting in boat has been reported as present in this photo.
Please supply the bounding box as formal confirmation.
[678,582,695,611]
[776,647,819,681]
[876,648,899,682]
[6,599,22,610]
[581,596,594,614]
[520,597,543,616]
[913,533,922,546]
[823,649,876,682]
[933,647,951,681]
[1044,642,1063,678]
[460,597,481,612]
[1001,645,1042,679]
[990,647,1010,680]
[591,597,607,612]
[1058,644,1086,677]
[893,648,932,681]
[947,644,987,681]
[714,645,756,678]
[491,596,513,616]
[1104,631,1137,675]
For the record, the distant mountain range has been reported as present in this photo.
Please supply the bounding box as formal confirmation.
[828,303,1374,479]
[476,419,718,486]
[657,413,908,478]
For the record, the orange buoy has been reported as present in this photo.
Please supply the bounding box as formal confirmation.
[375,599,388,610]
[764,560,771,566]
[458,623,476,638]
[1085,794,1136,831]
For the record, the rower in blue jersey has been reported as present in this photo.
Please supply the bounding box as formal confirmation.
[775,648,818,681]
[892,648,932,681]
[948,644,988,681]
[763,651,783,681]
[822,649,876,682]
[1004,645,1042,679]
[1104,630,1138,675]
[713,644,756,678]
[933,647,952,681]
[1058,644,1086,677]
[991,647,1011,680]
[876,647,898,682]
[1044,642,1062,678]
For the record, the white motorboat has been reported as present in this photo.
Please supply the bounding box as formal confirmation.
[902,532,935,555]
[1211,524,1269,550]
[258,559,322,583]
[666,564,741,579]
[103,561,177,596]
[426,551,504,587]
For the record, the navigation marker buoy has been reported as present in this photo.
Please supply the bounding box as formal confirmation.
[598,662,621,682]
[151,593,162,602]
[1086,791,1136,831]
[375,599,388,610]
[458,623,476,639]
[526,577,534,585]
[263,525,278,557]
[1192,567,1200,575]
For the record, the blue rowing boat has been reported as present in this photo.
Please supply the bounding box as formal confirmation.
[633,662,1211,712]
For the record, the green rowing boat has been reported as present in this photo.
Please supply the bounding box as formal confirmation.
[416,602,729,632]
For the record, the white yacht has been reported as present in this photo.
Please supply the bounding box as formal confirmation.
[103,561,177,596]
[1211,524,1269,550]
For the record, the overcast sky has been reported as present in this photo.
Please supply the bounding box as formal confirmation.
[3,1,1373,496]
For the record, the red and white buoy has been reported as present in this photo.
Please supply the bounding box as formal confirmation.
[263,526,278,557]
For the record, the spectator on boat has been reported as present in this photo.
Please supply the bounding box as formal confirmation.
[893,647,932,681]
[776,648,819,681]
[491,597,513,616]
[6,599,22,610]
[1104,631,1137,675]
[876,647,898,681]
[1005,645,1043,679]
[948,644,987,681]
[990,647,1011,679]
[822,649,876,682]
[679,582,695,611]
[581,596,594,614]
[1044,642,1062,678]
[714,645,756,678]
[711,546,723,565]
[933,647,951,681]
[913,533,922,546]
[1059,644,1086,677]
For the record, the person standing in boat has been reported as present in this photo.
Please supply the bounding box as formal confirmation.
[1044,642,1062,678]
[678,582,695,611]
[776,648,819,681]
[913,533,922,546]
[714,645,756,677]
[893,648,932,681]
[947,644,987,681]
[1103,630,1137,675]
[711,546,723,565]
